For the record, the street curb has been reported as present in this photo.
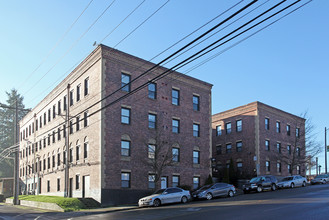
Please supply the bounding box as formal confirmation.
[78,205,139,214]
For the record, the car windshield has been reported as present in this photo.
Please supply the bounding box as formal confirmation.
[316,175,327,178]
[153,189,166,194]
[198,184,214,191]
[250,177,262,183]
[282,177,293,181]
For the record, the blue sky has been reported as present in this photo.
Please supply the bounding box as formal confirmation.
[0,0,328,173]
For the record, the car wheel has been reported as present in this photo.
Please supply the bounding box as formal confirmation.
[153,199,161,207]
[181,196,188,204]
[243,190,249,194]
[271,184,276,191]
[302,181,306,187]
[291,183,295,188]
[228,190,234,197]
[323,180,327,184]
[257,185,263,193]
[206,193,213,200]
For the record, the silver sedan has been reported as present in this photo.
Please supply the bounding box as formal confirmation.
[138,187,191,207]
[192,183,236,200]
[277,175,307,188]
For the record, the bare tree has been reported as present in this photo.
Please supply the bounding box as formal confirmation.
[143,126,174,189]
[279,111,321,175]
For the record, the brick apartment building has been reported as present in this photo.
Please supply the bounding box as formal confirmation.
[212,102,306,179]
[19,44,212,205]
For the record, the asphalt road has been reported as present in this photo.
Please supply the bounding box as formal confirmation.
[1,184,329,220]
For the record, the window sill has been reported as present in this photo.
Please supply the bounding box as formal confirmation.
[121,156,131,161]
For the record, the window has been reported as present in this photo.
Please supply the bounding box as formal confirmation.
[36,119,38,131]
[193,177,200,190]
[296,147,300,157]
[44,112,46,125]
[193,123,200,137]
[121,73,131,92]
[193,95,199,111]
[172,147,179,162]
[84,111,88,127]
[70,120,73,134]
[52,155,55,167]
[172,89,180,105]
[265,140,270,151]
[266,161,270,172]
[63,95,67,111]
[148,174,155,189]
[277,162,281,173]
[172,176,180,187]
[76,144,80,161]
[63,151,66,165]
[57,179,61,191]
[69,148,73,162]
[287,145,291,155]
[48,109,51,122]
[47,180,50,192]
[226,122,231,134]
[148,114,156,129]
[84,77,89,96]
[76,85,81,102]
[58,100,61,115]
[40,116,42,128]
[265,118,269,130]
[121,172,130,188]
[236,141,242,152]
[76,175,80,189]
[288,164,292,174]
[216,145,222,155]
[48,134,51,146]
[48,157,50,169]
[57,128,61,141]
[84,139,88,159]
[193,151,200,164]
[63,125,66,138]
[237,162,243,173]
[53,105,56,119]
[148,144,155,159]
[70,90,74,106]
[216,125,222,136]
[236,120,242,132]
[148,82,156,99]
[121,108,130,124]
[52,131,55,143]
[287,125,290,136]
[226,144,232,153]
[297,165,300,175]
[277,142,281,153]
[296,128,300,137]
[57,152,61,166]
[172,119,180,133]
[121,140,130,157]
[76,116,80,131]
[276,121,280,133]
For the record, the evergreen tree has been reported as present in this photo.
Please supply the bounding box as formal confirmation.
[0,89,27,178]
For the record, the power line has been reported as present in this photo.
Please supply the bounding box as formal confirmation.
[21,0,116,98]
[22,0,242,125]
[30,0,258,138]
[16,0,94,91]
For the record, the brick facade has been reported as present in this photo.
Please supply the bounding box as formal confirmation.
[19,44,212,205]
[212,102,306,180]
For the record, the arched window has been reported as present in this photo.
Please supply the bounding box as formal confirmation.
[84,137,89,159]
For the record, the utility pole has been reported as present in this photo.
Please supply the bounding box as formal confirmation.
[64,84,70,197]
[316,157,318,176]
[0,101,30,205]
[325,127,328,174]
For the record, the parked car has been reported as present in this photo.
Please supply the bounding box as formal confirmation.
[138,187,191,207]
[192,183,236,200]
[277,175,307,188]
[243,175,278,193]
[311,174,329,185]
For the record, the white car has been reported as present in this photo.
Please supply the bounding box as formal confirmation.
[138,187,191,207]
[277,175,307,188]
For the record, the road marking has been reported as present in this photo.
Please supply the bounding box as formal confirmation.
[185,207,201,211]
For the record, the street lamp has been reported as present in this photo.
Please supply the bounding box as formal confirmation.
[325,127,329,174]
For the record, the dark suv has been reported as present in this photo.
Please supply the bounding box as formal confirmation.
[243,175,278,193]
